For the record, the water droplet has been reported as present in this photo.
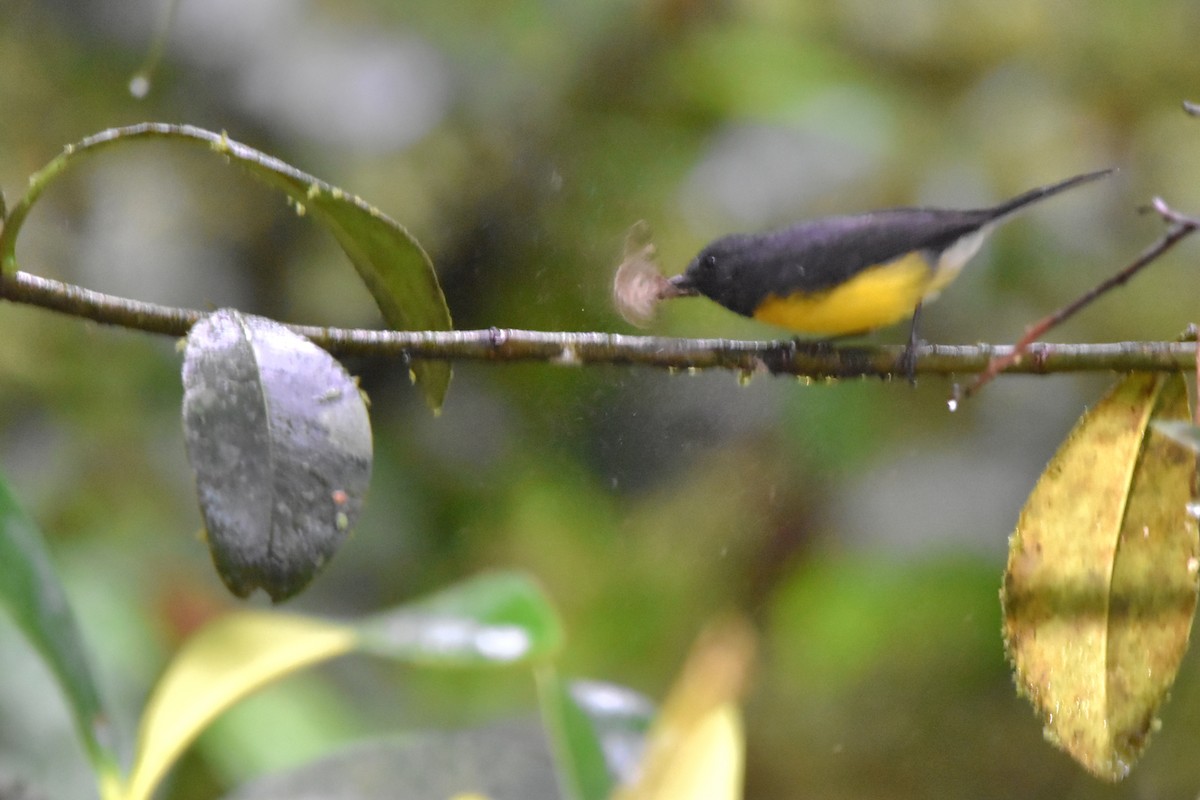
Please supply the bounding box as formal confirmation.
[737,369,753,386]
[554,346,581,366]
[475,625,530,661]
[1187,501,1200,519]
[947,397,958,412]
[128,73,150,98]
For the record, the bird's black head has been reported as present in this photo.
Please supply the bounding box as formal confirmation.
[671,233,760,316]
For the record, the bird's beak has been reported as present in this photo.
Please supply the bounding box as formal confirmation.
[662,273,700,299]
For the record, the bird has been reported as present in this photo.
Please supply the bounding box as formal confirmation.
[668,168,1111,338]
[615,168,1113,377]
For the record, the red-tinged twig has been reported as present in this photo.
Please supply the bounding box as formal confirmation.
[960,197,1200,399]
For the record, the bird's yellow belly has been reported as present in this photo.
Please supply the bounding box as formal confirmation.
[752,251,935,335]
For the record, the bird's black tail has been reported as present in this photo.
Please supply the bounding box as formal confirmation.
[987,167,1114,221]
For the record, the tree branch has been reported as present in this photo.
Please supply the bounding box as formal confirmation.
[961,196,1200,396]
[0,268,1194,378]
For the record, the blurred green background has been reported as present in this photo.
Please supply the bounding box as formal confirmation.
[3,0,1200,798]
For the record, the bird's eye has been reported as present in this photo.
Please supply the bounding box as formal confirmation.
[702,253,718,271]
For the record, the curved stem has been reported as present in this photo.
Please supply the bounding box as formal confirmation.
[0,123,321,275]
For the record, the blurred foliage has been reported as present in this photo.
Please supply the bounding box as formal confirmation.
[3,0,1200,797]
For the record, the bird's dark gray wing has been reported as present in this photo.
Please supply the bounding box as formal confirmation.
[698,208,990,314]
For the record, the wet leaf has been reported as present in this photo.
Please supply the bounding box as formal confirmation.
[613,618,752,800]
[1003,371,1199,781]
[0,123,452,409]
[565,681,653,785]
[123,612,357,800]
[0,471,121,795]
[182,309,373,602]
[355,571,564,667]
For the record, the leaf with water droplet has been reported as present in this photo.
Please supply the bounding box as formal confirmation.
[538,673,654,800]
[355,571,563,667]
[1003,372,1199,780]
[182,309,373,602]
[121,570,561,800]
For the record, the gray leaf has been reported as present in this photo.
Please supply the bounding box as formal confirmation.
[182,309,372,601]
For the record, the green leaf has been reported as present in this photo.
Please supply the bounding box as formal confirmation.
[356,571,564,667]
[538,671,613,800]
[0,472,121,795]
[1003,372,1199,780]
[120,571,563,800]
[182,309,374,602]
[0,123,453,410]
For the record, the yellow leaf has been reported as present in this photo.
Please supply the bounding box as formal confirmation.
[1003,372,1199,780]
[614,618,753,800]
[121,611,356,800]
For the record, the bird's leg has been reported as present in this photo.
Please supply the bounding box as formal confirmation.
[901,301,923,385]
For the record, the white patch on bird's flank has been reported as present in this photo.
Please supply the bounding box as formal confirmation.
[925,224,991,298]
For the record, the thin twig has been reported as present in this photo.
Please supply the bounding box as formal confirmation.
[961,198,1199,398]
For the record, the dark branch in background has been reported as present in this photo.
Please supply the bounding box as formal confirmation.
[0,268,1195,379]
